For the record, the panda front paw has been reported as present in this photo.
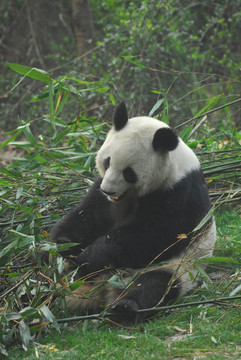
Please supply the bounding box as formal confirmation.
[109,298,140,313]
[108,298,143,323]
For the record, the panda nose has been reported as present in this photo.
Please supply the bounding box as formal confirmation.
[101,189,116,196]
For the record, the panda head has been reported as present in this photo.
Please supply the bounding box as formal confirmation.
[96,101,200,201]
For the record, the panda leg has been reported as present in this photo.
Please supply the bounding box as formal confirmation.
[108,269,180,322]
[65,268,186,323]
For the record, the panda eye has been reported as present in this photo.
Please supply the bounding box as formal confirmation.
[103,157,110,171]
[123,167,138,183]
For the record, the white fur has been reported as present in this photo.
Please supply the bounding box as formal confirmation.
[157,219,216,297]
[96,116,200,197]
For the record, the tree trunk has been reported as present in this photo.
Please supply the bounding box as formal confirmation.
[71,0,95,56]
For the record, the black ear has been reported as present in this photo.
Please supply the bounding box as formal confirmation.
[152,127,179,152]
[113,101,128,131]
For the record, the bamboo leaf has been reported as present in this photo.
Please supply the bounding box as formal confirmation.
[195,256,238,265]
[31,88,58,102]
[69,280,84,291]
[109,91,116,105]
[16,187,24,200]
[107,274,125,289]
[194,94,221,117]
[149,98,164,117]
[19,321,31,351]
[55,91,69,116]
[122,55,146,69]
[193,208,215,232]
[0,240,18,259]
[0,130,23,149]
[23,125,38,145]
[193,263,212,283]
[229,284,241,296]
[49,82,55,130]
[39,305,60,332]
[7,63,53,82]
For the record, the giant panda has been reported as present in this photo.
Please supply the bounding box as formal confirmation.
[50,101,216,322]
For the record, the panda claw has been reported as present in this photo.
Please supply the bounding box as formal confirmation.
[110,299,139,313]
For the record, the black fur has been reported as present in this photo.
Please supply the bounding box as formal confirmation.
[103,157,110,171]
[109,269,180,322]
[123,167,138,183]
[51,169,211,273]
[152,127,179,152]
[113,101,128,131]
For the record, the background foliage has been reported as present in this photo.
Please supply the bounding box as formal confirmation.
[0,0,241,357]
[1,0,241,129]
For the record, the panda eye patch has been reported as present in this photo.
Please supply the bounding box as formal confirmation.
[103,157,110,171]
[123,167,138,183]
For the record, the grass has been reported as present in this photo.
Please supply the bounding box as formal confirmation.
[6,206,241,360]
[6,308,241,360]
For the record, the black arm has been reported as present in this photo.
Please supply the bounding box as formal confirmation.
[50,178,113,256]
[74,222,162,274]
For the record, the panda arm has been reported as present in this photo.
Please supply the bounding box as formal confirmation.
[50,177,113,256]
[74,223,160,274]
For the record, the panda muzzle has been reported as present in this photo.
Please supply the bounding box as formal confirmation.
[101,189,125,201]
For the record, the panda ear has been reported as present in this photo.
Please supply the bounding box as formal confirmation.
[113,101,128,131]
[152,127,179,152]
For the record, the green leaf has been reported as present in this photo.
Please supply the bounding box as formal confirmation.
[0,240,18,259]
[16,187,24,200]
[161,98,169,124]
[19,321,31,351]
[122,55,146,69]
[179,126,192,142]
[49,82,55,130]
[9,230,35,247]
[7,63,53,82]
[23,125,38,145]
[193,263,212,283]
[69,280,84,291]
[0,129,23,149]
[149,99,164,117]
[229,284,241,296]
[20,306,38,319]
[55,91,69,116]
[0,167,22,178]
[193,208,215,232]
[52,127,71,145]
[109,91,116,105]
[39,305,60,332]
[31,87,59,102]
[188,140,198,149]
[194,94,221,118]
[33,155,48,164]
[57,243,80,251]
[96,87,110,93]
[107,274,125,289]
[195,256,238,265]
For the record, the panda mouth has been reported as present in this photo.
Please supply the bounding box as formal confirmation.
[109,191,126,202]
[110,196,120,201]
